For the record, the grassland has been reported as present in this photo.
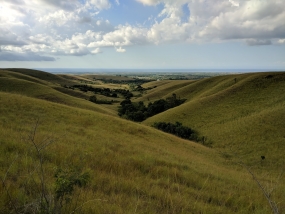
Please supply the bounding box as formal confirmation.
[143,72,285,170]
[0,69,284,213]
[134,80,193,103]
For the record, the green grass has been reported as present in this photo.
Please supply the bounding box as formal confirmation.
[143,72,285,169]
[5,68,75,86]
[0,69,284,213]
[1,92,283,213]
[136,80,193,103]
[0,74,116,116]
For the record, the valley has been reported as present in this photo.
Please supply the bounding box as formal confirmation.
[0,68,284,213]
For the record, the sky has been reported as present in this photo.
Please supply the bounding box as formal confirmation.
[0,0,285,70]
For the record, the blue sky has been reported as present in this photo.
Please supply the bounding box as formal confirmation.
[0,0,285,70]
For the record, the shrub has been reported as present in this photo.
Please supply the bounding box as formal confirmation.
[118,94,186,122]
[89,95,97,103]
[152,122,199,142]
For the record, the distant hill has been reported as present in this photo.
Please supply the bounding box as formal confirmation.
[0,69,116,115]
[5,68,75,86]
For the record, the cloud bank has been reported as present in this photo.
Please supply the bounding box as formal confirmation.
[0,0,284,61]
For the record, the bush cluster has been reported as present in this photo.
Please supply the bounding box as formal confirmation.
[153,122,199,141]
[72,85,133,99]
[118,94,186,122]
[89,95,114,105]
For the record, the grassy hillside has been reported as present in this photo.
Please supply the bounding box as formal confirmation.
[0,69,284,213]
[135,80,193,103]
[5,68,75,86]
[0,70,116,116]
[1,92,284,213]
[143,72,285,169]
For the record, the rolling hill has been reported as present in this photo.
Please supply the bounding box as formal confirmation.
[143,72,285,169]
[0,69,284,213]
[0,69,116,116]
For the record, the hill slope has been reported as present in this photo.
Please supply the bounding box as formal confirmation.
[135,80,193,103]
[143,72,285,168]
[0,69,116,116]
[1,91,283,213]
[5,68,75,86]
[0,69,284,213]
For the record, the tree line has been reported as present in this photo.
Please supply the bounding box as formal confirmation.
[71,84,133,99]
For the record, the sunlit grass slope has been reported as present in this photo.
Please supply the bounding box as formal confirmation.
[0,71,116,116]
[5,68,75,86]
[1,92,284,213]
[136,80,193,102]
[0,69,49,85]
[143,72,285,168]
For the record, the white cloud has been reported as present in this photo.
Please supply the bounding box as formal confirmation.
[136,0,161,6]
[229,0,239,7]
[136,0,285,46]
[88,25,149,48]
[278,39,285,44]
[147,18,191,44]
[87,0,111,10]
[39,10,76,27]
[196,0,285,43]
[1,0,285,62]
[115,47,126,53]
[91,48,102,54]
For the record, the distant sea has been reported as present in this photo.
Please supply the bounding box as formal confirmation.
[39,68,280,74]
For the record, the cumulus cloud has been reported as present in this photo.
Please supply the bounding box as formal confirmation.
[229,0,239,7]
[115,47,126,53]
[39,10,76,27]
[196,0,285,43]
[87,0,111,10]
[136,0,161,6]
[0,29,27,46]
[91,48,102,54]
[88,25,149,49]
[278,39,285,44]
[38,0,79,10]
[1,0,285,62]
